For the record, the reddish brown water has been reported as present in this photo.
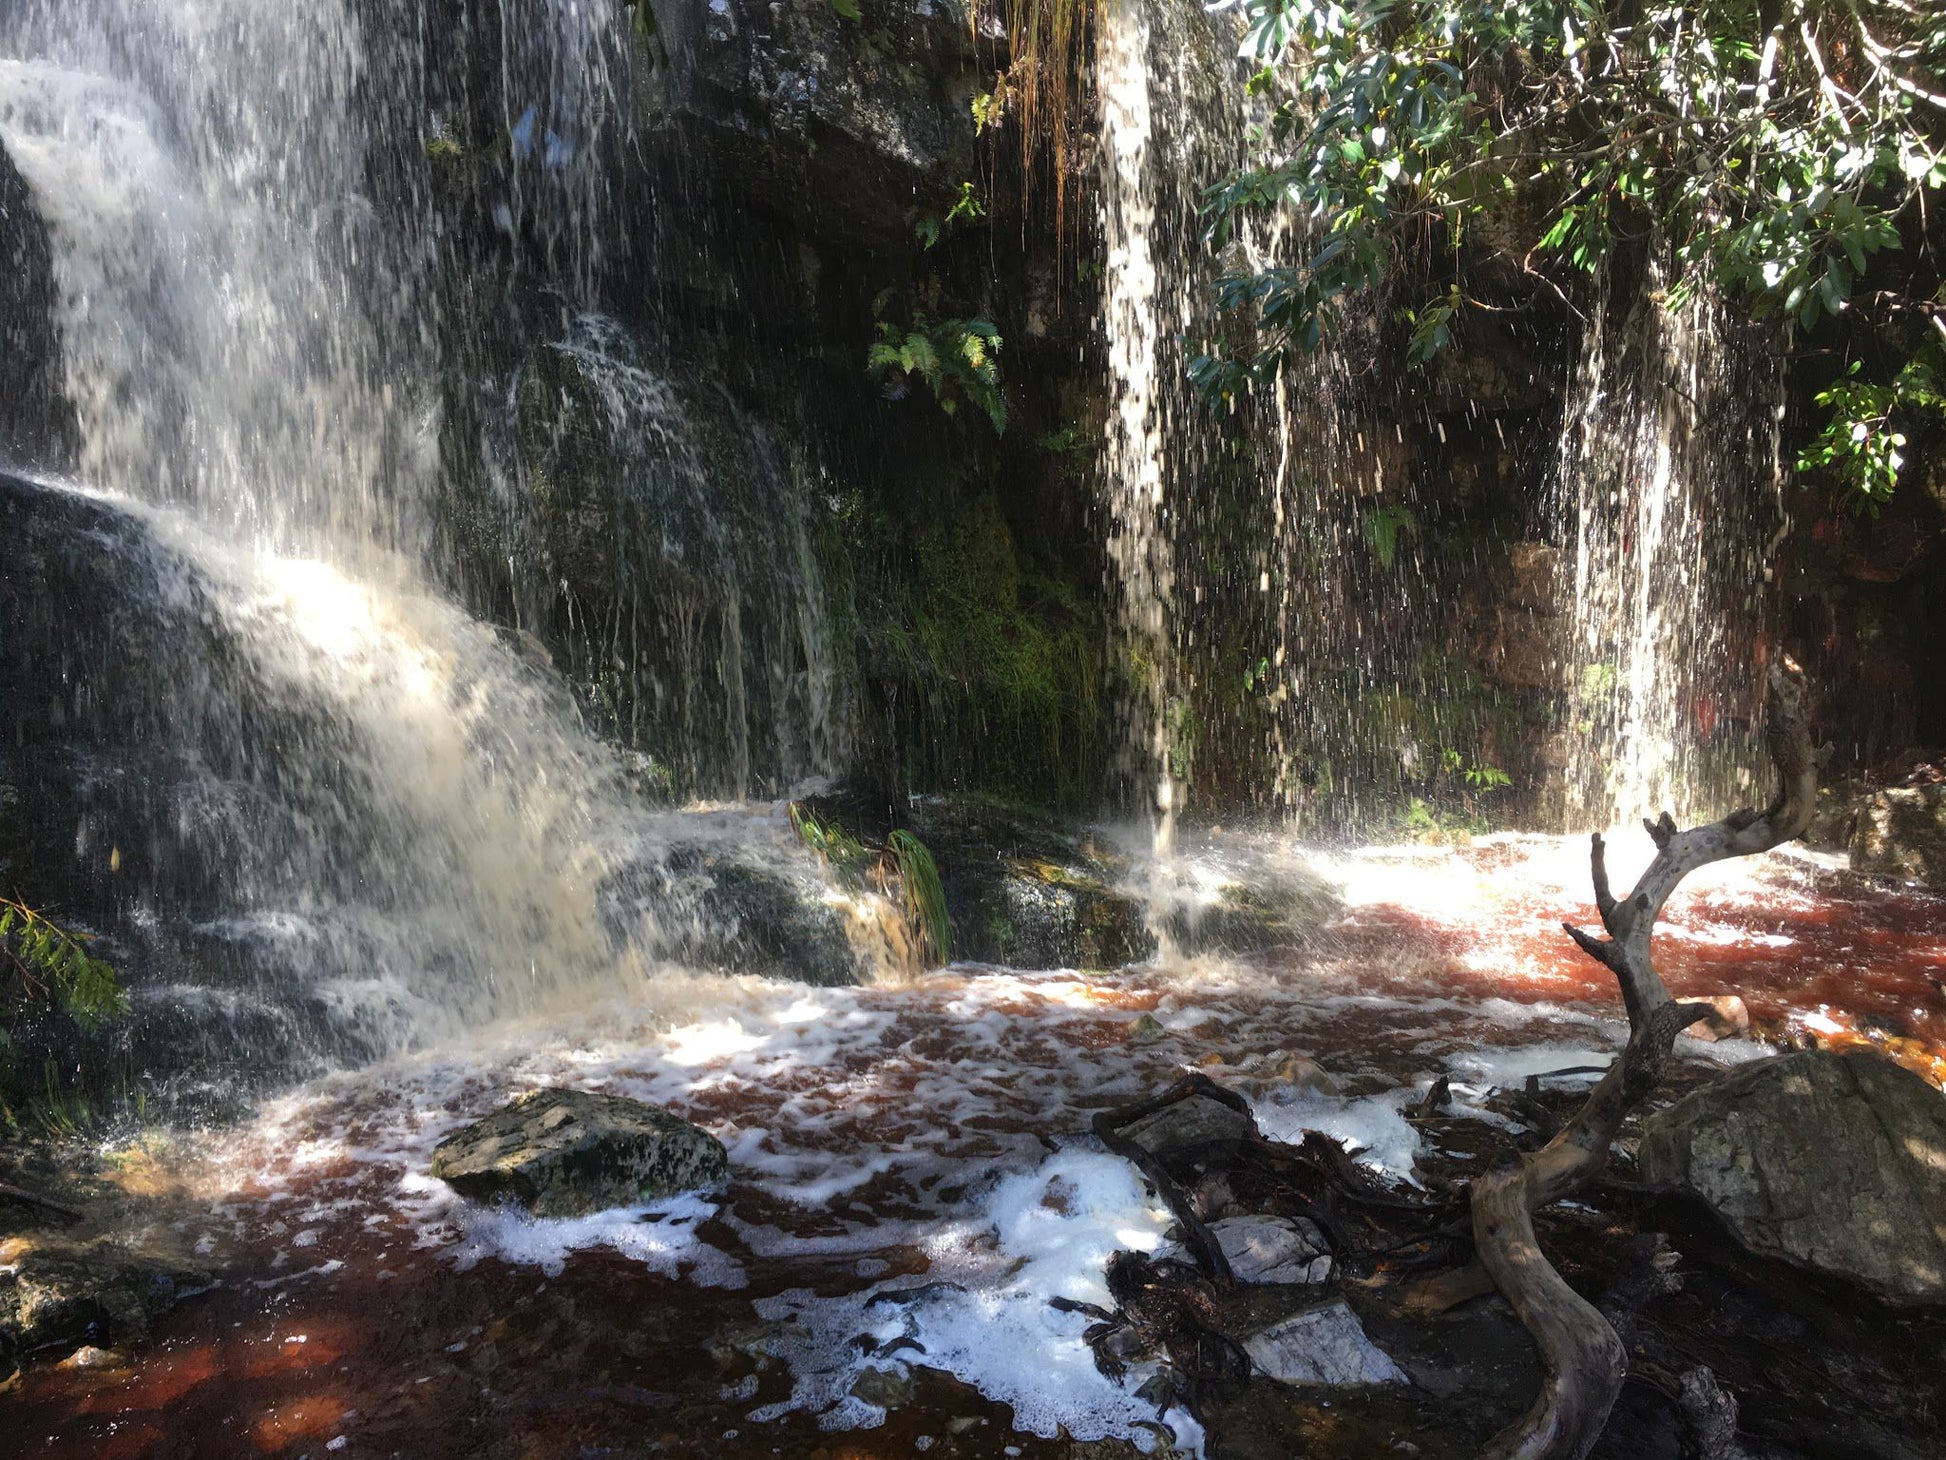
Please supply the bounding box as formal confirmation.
[7,837,1944,1459]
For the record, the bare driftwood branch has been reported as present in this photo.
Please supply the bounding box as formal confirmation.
[1471,661,1818,1460]
[0,1179,83,1224]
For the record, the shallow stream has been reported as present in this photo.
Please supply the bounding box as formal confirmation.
[11,834,1943,1458]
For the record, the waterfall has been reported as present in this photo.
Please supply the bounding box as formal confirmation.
[0,0,847,1073]
[1554,263,1787,827]
[1097,0,1176,853]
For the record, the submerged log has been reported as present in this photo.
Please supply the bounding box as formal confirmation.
[1470,662,1820,1460]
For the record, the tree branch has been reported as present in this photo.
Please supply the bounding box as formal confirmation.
[1471,662,1818,1459]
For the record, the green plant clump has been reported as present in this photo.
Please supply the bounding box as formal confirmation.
[868,311,1008,435]
[790,808,953,968]
[887,829,952,967]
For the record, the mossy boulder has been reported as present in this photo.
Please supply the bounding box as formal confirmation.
[431,1088,730,1218]
[903,798,1154,971]
[0,1236,210,1379]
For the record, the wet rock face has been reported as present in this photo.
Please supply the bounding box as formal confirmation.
[1850,782,1946,890]
[1461,540,1566,693]
[432,1088,730,1218]
[1637,1049,1946,1305]
[0,1236,211,1379]
[0,140,75,467]
[652,0,981,246]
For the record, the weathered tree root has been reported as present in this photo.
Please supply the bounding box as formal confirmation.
[1472,661,1819,1460]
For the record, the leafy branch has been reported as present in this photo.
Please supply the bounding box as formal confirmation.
[1204,0,1946,503]
[1,897,125,1029]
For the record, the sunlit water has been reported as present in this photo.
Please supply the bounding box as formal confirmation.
[13,835,1943,1457]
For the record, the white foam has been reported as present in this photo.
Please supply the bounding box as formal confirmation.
[449,1193,744,1287]
[1249,1086,1424,1181]
[748,1150,1192,1451]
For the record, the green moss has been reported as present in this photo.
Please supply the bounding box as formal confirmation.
[820,489,1113,807]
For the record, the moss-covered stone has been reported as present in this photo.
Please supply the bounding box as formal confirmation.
[903,797,1154,971]
[431,1088,730,1218]
[0,1236,210,1379]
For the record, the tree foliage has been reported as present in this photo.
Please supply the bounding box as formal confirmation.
[1,895,124,1043]
[1203,0,1946,503]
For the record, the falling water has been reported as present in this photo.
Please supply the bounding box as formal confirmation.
[1097,0,1177,853]
[1096,0,1257,856]
[1554,263,1787,827]
[0,0,851,1066]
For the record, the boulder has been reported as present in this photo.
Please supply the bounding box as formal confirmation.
[1849,783,1946,890]
[1636,1050,1946,1304]
[1242,1298,1409,1386]
[0,1235,211,1378]
[1117,1094,1256,1165]
[431,1088,730,1217]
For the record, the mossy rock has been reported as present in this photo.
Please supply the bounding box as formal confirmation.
[903,797,1155,971]
[431,1088,729,1218]
[0,1237,211,1378]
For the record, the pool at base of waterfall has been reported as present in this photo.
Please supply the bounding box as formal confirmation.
[7,835,1945,1459]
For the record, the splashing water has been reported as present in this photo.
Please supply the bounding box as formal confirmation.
[1553,264,1788,828]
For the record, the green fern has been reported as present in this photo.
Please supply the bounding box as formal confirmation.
[1,897,125,1026]
[866,315,1007,435]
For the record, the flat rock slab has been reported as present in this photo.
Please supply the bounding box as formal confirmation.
[1162,1214,1331,1285]
[1242,1298,1409,1386]
[1637,1049,1946,1304]
[1117,1094,1255,1162]
[432,1088,729,1218]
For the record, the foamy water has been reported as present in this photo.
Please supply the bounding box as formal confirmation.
[47,833,1936,1454]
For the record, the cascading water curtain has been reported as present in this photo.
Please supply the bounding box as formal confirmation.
[1097,0,1178,851]
[0,0,690,1052]
[1554,259,1787,829]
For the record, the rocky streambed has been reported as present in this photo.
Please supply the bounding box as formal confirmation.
[4,834,1945,1458]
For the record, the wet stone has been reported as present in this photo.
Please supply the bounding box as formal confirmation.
[1117,1094,1256,1163]
[430,1088,729,1218]
[0,1236,211,1375]
[1637,1049,1946,1304]
[1242,1298,1410,1387]
[1160,1214,1331,1285]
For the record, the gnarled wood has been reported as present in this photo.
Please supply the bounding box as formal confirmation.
[1472,661,1818,1460]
